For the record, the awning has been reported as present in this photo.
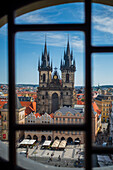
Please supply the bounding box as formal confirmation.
[42,140,51,147]
[59,140,66,149]
[51,140,60,148]
[20,139,36,145]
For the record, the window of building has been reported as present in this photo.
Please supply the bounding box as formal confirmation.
[66,92,68,95]
[4,1,111,169]
[68,118,70,122]
[43,74,46,82]
[46,92,48,98]
[63,118,65,122]
[66,73,69,82]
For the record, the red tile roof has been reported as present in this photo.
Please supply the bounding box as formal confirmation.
[20,101,36,116]
[0,101,7,109]
[92,101,101,115]
[35,113,41,118]
[50,113,54,118]
[77,94,84,96]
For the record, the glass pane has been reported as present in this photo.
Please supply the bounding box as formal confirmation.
[16,131,85,168]
[0,24,8,160]
[15,31,85,117]
[92,53,113,167]
[92,3,113,46]
[15,2,85,24]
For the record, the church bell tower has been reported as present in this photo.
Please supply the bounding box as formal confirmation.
[38,39,52,87]
[60,38,76,88]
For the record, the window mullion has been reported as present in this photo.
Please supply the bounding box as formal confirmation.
[8,9,16,168]
[85,0,92,170]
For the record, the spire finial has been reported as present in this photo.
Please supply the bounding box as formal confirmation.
[68,33,69,42]
[45,34,47,43]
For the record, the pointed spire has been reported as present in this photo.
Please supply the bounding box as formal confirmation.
[71,50,73,61]
[44,35,47,56]
[60,58,62,69]
[38,35,52,71]
[47,53,50,62]
[51,60,53,71]
[67,34,70,56]
[73,59,75,67]
[60,36,76,72]
[64,49,66,60]
[38,58,40,69]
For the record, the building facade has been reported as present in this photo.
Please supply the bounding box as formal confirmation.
[95,95,113,122]
[37,39,76,113]
[53,106,85,143]
[24,104,101,144]
[25,112,53,141]
[1,95,26,141]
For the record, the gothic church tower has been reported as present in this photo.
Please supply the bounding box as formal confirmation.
[38,39,52,87]
[60,39,76,88]
[37,38,76,113]
[60,39,76,107]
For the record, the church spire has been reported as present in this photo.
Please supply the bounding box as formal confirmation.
[60,35,76,72]
[44,35,47,57]
[60,58,63,69]
[66,34,70,56]
[38,58,40,70]
[38,36,52,71]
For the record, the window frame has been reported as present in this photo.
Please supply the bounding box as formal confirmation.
[6,1,113,169]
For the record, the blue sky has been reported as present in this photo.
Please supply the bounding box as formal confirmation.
[0,3,113,86]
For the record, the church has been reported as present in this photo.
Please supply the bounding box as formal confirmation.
[36,39,76,114]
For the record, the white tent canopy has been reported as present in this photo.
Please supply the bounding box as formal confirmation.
[42,140,51,147]
[51,140,60,148]
[59,140,66,149]
[20,139,36,145]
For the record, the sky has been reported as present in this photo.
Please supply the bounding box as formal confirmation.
[0,2,113,86]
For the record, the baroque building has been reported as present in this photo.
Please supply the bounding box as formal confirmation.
[37,39,76,113]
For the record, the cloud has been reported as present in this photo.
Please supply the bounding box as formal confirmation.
[16,32,84,52]
[92,15,113,38]
[16,13,49,24]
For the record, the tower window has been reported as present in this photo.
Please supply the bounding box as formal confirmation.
[66,92,68,95]
[66,73,69,82]
[46,92,48,98]
[43,74,46,82]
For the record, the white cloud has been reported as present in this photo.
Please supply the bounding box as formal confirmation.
[16,13,49,23]
[92,14,113,35]
[16,32,84,51]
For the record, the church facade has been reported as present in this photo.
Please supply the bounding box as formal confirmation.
[36,39,76,114]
